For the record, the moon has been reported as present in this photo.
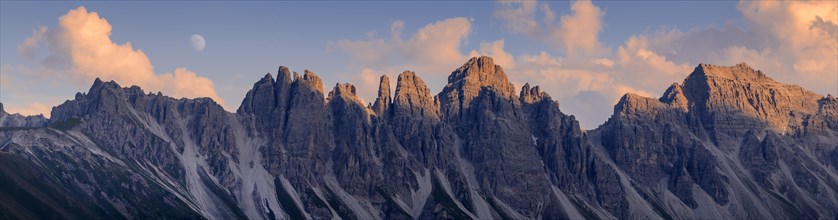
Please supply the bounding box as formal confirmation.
[190,34,205,52]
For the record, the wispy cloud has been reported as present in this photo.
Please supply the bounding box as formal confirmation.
[17,6,226,113]
[489,0,675,127]
[488,0,837,128]
[333,17,473,102]
[495,0,608,56]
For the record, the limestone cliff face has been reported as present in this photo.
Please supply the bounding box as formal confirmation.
[45,78,246,219]
[681,63,824,140]
[595,63,838,219]
[1,58,836,220]
[371,75,391,116]
[393,71,439,119]
[438,57,551,217]
[439,56,516,119]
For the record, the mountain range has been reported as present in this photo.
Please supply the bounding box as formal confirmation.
[1,56,836,219]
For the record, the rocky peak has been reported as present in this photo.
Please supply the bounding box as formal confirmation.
[445,56,516,97]
[689,62,768,82]
[816,95,837,116]
[237,65,299,116]
[6,57,838,220]
[54,77,224,123]
[59,78,126,118]
[614,93,669,117]
[371,75,391,115]
[679,63,824,133]
[277,66,292,85]
[520,83,551,104]
[260,73,276,84]
[0,102,48,127]
[300,70,325,95]
[660,83,689,111]
[327,83,363,104]
[438,56,516,117]
[820,94,836,104]
[89,77,122,94]
[237,73,278,114]
[392,71,438,118]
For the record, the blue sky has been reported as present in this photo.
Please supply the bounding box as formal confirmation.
[2,1,835,129]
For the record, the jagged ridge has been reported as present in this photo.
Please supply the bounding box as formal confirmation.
[1,57,836,220]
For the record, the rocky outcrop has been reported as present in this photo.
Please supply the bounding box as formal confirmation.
[601,93,729,211]
[393,71,439,119]
[681,63,823,141]
[0,102,48,127]
[802,95,838,168]
[660,83,689,111]
[438,57,558,218]
[439,56,516,119]
[1,58,836,220]
[0,129,202,219]
[371,75,391,116]
[519,83,549,104]
[46,78,247,219]
[595,63,838,219]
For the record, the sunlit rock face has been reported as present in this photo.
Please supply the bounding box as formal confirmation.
[1,57,836,220]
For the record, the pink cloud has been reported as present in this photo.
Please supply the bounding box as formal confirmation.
[18,6,226,111]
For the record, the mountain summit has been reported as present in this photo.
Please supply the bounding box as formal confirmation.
[1,57,836,219]
[439,56,517,118]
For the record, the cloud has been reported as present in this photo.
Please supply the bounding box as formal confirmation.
[494,1,539,35]
[614,34,692,93]
[0,65,9,88]
[353,68,384,104]
[17,6,226,111]
[495,0,607,56]
[390,20,405,39]
[734,0,837,95]
[334,2,657,128]
[617,1,838,96]
[490,0,675,128]
[334,17,473,102]
[335,17,471,72]
[509,50,656,128]
[553,0,606,55]
[399,18,472,68]
[489,0,838,128]
[18,26,47,61]
[457,35,658,129]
